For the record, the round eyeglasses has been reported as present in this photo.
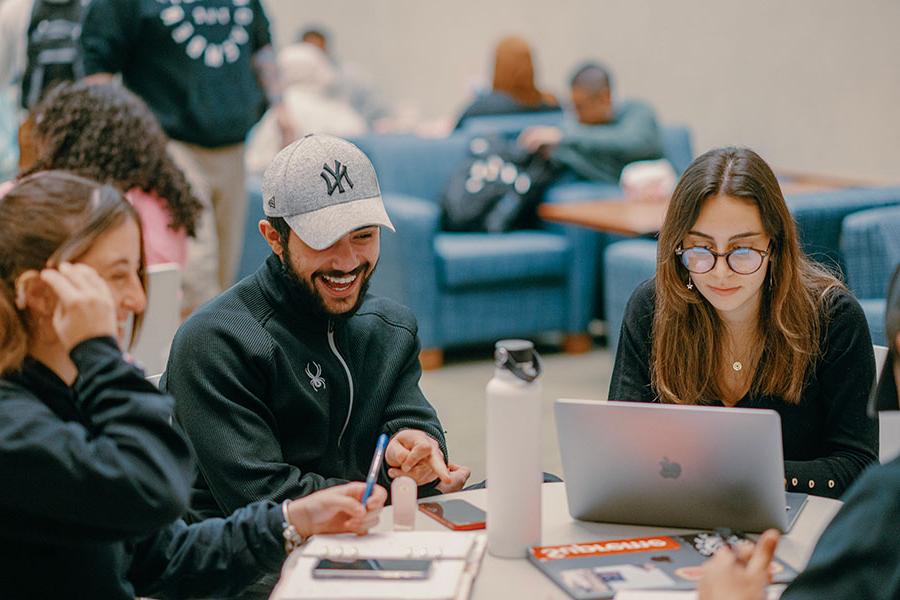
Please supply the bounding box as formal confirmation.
[675,244,771,275]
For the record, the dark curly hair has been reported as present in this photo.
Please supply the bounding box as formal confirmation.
[22,81,201,236]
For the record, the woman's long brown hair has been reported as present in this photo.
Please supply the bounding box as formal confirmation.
[492,36,548,107]
[652,147,842,405]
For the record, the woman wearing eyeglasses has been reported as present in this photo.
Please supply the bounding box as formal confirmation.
[609,146,877,499]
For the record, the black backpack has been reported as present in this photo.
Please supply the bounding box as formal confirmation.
[440,135,563,233]
[20,0,87,109]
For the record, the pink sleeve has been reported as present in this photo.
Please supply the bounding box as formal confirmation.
[126,188,188,268]
[0,180,15,198]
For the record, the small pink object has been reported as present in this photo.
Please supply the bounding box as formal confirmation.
[391,476,417,531]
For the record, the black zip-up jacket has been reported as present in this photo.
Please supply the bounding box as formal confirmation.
[781,455,900,599]
[0,337,285,598]
[164,255,448,520]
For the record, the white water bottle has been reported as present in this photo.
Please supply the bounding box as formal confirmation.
[486,339,543,558]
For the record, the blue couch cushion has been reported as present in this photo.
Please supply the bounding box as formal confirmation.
[350,134,470,202]
[459,111,563,136]
[435,231,570,290]
[859,298,888,346]
[660,125,693,175]
[786,186,900,274]
[544,180,623,203]
[840,204,900,299]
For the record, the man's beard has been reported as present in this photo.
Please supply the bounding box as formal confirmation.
[277,248,374,322]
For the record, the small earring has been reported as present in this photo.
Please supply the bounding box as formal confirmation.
[686,276,694,290]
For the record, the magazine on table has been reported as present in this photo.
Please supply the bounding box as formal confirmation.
[528,531,797,600]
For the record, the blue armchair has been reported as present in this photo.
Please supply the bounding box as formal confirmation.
[350,133,601,367]
[348,122,693,367]
[840,204,900,345]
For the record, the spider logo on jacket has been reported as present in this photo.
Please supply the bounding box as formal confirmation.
[305,362,327,391]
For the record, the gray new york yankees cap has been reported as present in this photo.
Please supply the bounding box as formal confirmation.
[262,134,394,250]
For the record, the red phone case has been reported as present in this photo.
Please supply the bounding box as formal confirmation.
[418,501,486,531]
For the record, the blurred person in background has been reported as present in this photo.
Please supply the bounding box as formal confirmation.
[455,35,559,129]
[246,42,367,174]
[81,0,292,314]
[298,25,392,130]
[18,81,201,269]
[519,61,662,184]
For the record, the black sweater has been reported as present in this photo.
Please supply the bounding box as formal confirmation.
[81,0,271,147]
[0,337,285,599]
[609,279,878,499]
[782,456,900,599]
[164,255,448,519]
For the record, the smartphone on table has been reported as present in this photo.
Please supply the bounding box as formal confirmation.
[311,558,432,580]
[418,498,486,531]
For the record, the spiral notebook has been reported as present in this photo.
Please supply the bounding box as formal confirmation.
[273,531,487,600]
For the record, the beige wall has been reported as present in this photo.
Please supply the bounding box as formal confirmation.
[265,0,900,183]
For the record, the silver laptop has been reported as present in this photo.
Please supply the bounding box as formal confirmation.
[555,399,807,532]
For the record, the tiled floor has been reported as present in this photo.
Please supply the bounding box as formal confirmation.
[419,343,613,484]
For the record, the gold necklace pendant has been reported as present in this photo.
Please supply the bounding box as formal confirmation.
[732,361,743,372]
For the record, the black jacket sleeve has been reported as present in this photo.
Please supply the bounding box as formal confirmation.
[0,337,193,542]
[781,459,900,599]
[783,292,879,498]
[608,279,657,403]
[250,0,273,52]
[80,0,139,75]
[129,501,285,599]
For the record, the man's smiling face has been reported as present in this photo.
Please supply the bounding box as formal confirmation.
[282,225,380,317]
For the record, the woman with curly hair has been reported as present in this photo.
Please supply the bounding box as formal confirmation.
[17,80,202,268]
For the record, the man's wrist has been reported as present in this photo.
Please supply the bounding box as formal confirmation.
[281,499,306,554]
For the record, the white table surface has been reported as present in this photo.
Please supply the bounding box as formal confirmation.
[272,482,842,600]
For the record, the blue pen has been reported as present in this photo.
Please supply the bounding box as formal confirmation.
[361,433,389,505]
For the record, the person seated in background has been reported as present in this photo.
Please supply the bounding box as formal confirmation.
[455,35,559,129]
[699,264,900,600]
[297,26,392,130]
[300,27,329,53]
[164,135,470,522]
[609,147,877,499]
[0,171,386,599]
[16,81,201,269]
[245,42,368,174]
[518,61,663,183]
[81,0,290,315]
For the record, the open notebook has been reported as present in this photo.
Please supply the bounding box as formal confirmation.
[273,531,486,600]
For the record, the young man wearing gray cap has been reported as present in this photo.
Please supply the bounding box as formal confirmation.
[164,134,469,520]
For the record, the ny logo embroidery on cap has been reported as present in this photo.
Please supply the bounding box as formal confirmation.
[305,361,326,391]
[321,160,354,196]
